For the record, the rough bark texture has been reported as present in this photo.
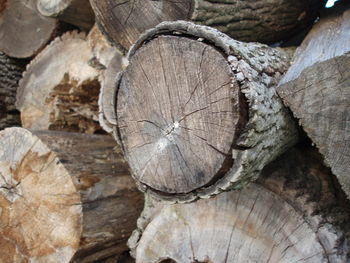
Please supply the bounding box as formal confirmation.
[37,0,95,30]
[129,145,350,262]
[89,0,325,51]
[277,3,350,200]
[109,21,298,202]
[0,0,58,58]
[16,31,104,134]
[0,53,27,130]
[0,128,144,263]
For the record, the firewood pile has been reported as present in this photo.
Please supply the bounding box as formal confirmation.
[0,0,349,262]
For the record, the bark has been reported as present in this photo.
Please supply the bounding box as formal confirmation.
[16,31,104,134]
[89,0,325,52]
[129,145,350,262]
[277,3,350,200]
[107,21,299,202]
[0,128,144,263]
[37,0,95,30]
[0,0,58,58]
[0,53,27,130]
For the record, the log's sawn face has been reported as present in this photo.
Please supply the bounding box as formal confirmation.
[0,0,57,58]
[117,35,244,195]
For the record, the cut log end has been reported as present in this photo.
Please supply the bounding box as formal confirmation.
[117,35,244,194]
[0,0,57,58]
[16,31,104,134]
[90,0,192,51]
[136,185,330,263]
[113,22,298,201]
[0,128,144,262]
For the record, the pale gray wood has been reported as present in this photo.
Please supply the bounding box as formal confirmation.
[89,0,325,51]
[130,146,350,262]
[111,21,298,202]
[277,3,350,199]
[16,31,103,134]
[0,0,58,58]
[0,128,143,263]
[37,0,94,30]
[0,53,26,130]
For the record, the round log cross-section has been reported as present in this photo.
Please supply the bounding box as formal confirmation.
[113,21,299,202]
[0,128,143,263]
[118,36,242,195]
[90,0,325,51]
[0,0,58,58]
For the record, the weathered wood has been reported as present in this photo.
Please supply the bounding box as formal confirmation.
[0,0,58,58]
[90,0,325,51]
[87,24,122,70]
[277,3,350,199]
[16,31,104,134]
[130,146,350,262]
[109,21,298,202]
[0,53,27,130]
[37,0,94,30]
[0,128,144,263]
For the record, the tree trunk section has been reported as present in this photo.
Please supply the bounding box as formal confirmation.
[110,21,298,202]
[16,31,104,134]
[277,3,350,200]
[0,128,144,263]
[130,145,350,263]
[90,0,325,51]
[0,0,58,58]
[37,0,95,30]
[0,53,27,130]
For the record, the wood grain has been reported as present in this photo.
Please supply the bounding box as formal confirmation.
[0,128,144,263]
[16,31,103,134]
[277,4,350,199]
[0,0,58,58]
[130,146,350,262]
[89,0,325,51]
[112,21,298,201]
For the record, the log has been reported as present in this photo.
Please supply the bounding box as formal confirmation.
[89,0,325,51]
[87,24,122,70]
[130,146,350,262]
[0,128,144,263]
[0,53,27,130]
[0,0,58,58]
[37,0,95,30]
[277,3,350,199]
[16,31,104,134]
[109,21,299,202]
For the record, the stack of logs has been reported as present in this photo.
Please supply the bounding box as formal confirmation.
[0,0,349,262]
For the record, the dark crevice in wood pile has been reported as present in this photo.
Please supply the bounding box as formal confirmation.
[0,52,28,130]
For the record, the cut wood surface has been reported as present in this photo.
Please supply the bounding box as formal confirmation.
[16,31,104,134]
[0,53,27,130]
[277,3,350,199]
[0,128,144,263]
[37,0,94,30]
[0,0,58,58]
[87,24,121,69]
[90,0,325,51]
[111,21,298,202]
[130,146,350,262]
